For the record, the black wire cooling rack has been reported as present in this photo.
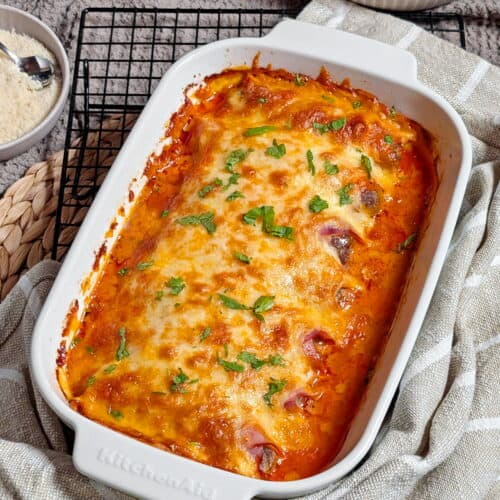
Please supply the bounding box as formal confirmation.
[52,6,467,259]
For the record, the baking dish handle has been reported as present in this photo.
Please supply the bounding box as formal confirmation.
[73,423,259,500]
[264,19,418,84]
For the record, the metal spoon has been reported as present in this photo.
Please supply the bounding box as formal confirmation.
[0,41,54,88]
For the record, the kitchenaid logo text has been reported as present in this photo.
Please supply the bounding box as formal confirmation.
[97,448,216,500]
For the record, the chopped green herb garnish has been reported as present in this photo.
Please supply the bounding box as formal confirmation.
[137,261,154,271]
[397,233,417,253]
[242,206,263,226]
[384,135,393,144]
[109,409,123,420]
[225,149,250,173]
[170,368,198,393]
[352,101,362,109]
[151,391,167,396]
[330,117,347,131]
[263,378,287,406]
[258,97,267,104]
[199,327,211,342]
[87,376,96,386]
[265,139,286,159]
[224,172,241,190]
[284,118,293,129]
[243,206,293,240]
[176,212,216,234]
[155,290,164,301]
[360,154,372,178]
[174,302,181,308]
[321,95,335,103]
[252,295,275,321]
[389,106,397,118]
[294,74,305,86]
[226,191,244,202]
[324,160,339,175]
[237,351,267,370]
[234,252,251,264]
[223,344,229,357]
[267,354,285,366]
[217,358,245,373]
[104,364,117,374]
[306,149,316,176]
[167,277,185,296]
[160,210,170,218]
[243,125,276,137]
[85,346,95,355]
[269,225,294,240]
[198,178,223,198]
[308,195,329,213]
[337,184,353,206]
[218,294,251,310]
[313,122,330,134]
[117,268,129,277]
[116,326,130,361]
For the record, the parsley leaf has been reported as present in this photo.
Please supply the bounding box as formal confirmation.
[242,206,294,240]
[117,268,129,277]
[217,358,245,372]
[252,295,275,321]
[258,97,267,104]
[306,149,316,176]
[263,378,287,406]
[308,195,329,213]
[361,154,372,178]
[170,368,198,393]
[160,209,170,218]
[176,212,216,234]
[137,261,154,271]
[85,345,95,355]
[324,160,339,175]
[313,122,330,134]
[321,95,335,103]
[104,364,117,374]
[109,408,123,420]
[337,184,354,206]
[226,191,244,202]
[225,149,250,173]
[265,139,286,159]
[267,354,285,366]
[198,178,222,198]
[242,206,263,226]
[87,376,96,387]
[116,326,129,361]
[270,225,294,240]
[234,252,251,264]
[223,172,241,190]
[389,106,397,118]
[237,351,267,370]
[294,74,305,86]
[384,135,393,144]
[397,233,417,253]
[199,327,211,342]
[243,126,276,137]
[155,290,164,301]
[167,277,185,296]
[352,101,362,109]
[330,117,347,131]
[218,294,251,310]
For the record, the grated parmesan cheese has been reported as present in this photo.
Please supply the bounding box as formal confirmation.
[0,29,61,145]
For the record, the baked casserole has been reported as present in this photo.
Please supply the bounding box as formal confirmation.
[56,62,437,481]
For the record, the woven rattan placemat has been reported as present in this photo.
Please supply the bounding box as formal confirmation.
[0,114,136,300]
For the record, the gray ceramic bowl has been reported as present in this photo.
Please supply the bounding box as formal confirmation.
[0,5,70,161]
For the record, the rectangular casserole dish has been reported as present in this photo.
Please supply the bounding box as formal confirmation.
[31,19,471,500]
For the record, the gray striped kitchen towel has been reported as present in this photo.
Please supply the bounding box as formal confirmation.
[1,1,499,498]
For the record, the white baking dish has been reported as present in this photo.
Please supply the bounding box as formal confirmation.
[31,19,471,500]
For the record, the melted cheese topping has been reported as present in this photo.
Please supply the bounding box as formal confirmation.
[58,65,437,481]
